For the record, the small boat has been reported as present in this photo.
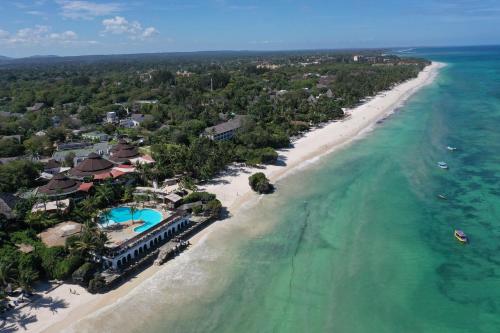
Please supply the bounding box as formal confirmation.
[454,230,468,243]
[447,146,457,151]
[437,194,447,200]
[437,161,448,169]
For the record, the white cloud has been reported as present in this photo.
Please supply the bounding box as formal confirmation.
[26,10,45,16]
[142,27,159,38]
[0,25,86,45]
[101,16,158,40]
[0,29,9,39]
[57,0,122,20]
[49,30,78,41]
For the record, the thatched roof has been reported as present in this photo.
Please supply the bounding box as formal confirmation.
[109,140,139,162]
[69,152,114,177]
[38,173,82,196]
[45,159,61,170]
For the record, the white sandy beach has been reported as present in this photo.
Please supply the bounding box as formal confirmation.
[2,61,443,333]
[201,61,445,211]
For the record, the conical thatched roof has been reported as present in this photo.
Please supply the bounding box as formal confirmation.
[109,140,139,162]
[38,173,81,196]
[45,159,61,170]
[69,153,114,177]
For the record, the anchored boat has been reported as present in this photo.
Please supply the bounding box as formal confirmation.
[454,230,468,243]
[447,146,457,151]
[437,194,447,200]
[437,161,449,169]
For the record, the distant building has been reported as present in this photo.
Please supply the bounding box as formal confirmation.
[256,63,280,70]
[52,142,111,165]
[82,131,110,142]
[26,102,45,112]
[0,193,19,219]
[176,70,193,77]
[0,111,23,119]
[1,135,22,143]
[120,114,154,128]
[62,102,76,110]
[307,95,317,104]
[106,111,118,124]
[203,115,246,141]
[109,140,140,163]
[51,115,61,127]
[44,159,62,174]
[134,100,158,105]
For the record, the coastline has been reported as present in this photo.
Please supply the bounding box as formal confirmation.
[7,61,443,333]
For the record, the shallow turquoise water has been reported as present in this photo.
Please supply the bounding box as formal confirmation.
[75,46,500,333]
[102,207,163,233]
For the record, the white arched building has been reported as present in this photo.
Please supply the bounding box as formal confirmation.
[100,212,190,269]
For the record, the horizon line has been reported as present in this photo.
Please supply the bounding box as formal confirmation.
[2,43,499,60]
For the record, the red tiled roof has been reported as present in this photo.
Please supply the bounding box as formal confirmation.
[78,182,94,192]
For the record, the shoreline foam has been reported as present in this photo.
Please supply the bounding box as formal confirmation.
[7,62,443,333]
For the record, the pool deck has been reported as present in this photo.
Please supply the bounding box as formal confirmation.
[103,208,172,247]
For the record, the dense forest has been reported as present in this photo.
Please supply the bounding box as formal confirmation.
[0,51,428,180]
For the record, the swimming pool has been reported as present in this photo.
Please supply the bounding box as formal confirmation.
[101,207,163,233]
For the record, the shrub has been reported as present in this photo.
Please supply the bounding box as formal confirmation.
[205,199,222,217]
[248,172,273,194]
[40,247,83,280]
[72,262,96,286]
[88,275,106,294]
[182,192,216,204]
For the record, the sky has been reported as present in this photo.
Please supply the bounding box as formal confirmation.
[0,0,498,58]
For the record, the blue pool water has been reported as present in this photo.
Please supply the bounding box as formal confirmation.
[101,207,163,233]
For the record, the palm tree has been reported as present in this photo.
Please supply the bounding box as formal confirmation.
[72,221,109,257]
[0,261,17,288]
[95,183,114,207]
[17,269,38,293]
[39,194,49,212]
[101,208,112,228]
[74,197,97,221]
[129,204,138,224]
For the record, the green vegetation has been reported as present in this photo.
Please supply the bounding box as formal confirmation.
[0,160,42,192]
[249,173,273,194]
[0,51,427,184]
[181,191,222,217]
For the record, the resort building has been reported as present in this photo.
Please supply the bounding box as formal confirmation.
[32,198,70,214]
[26,102,45,112]
[109,140,140,163]
[119,114,154,128]
[69,152,115,178]
[52,142,111,166]
[81,131,110,142]
[36,173,92,198]
[106,111,118,124]
[43,159,63,175]
[99,212,191,269]
[203,115,246,141]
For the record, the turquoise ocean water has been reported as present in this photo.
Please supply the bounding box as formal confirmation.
[72,46,500,333]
